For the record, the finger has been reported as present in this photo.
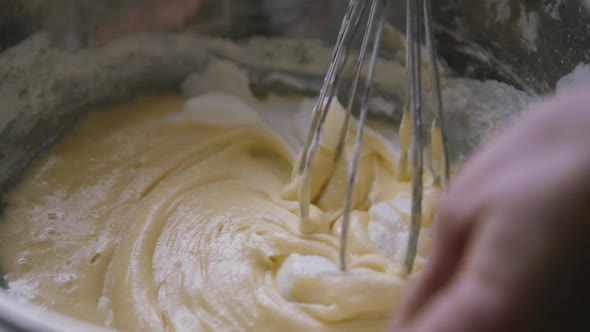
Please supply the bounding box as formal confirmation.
[443,89,578,205]
[393,133,536,326]
[444,119,540,207]
[150,0,203,29]
[394,214,529,332]
[406,272,516,332]
[450,84,590,203]
[392,210,471,325]
[92,0,202,45]
[393,153,495,325]
[396,86,590,330]
[394,86,590,331]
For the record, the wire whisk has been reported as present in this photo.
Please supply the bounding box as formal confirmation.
[298,0,450,275]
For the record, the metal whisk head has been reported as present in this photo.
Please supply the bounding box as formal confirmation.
[298,0,450,275]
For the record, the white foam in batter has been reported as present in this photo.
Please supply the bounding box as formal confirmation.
[368,197,411,262]
[275,254,339,300]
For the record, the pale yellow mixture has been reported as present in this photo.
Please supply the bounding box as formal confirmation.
[0,93,440,331]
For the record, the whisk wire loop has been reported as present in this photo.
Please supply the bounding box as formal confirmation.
[298,0,373,233]
[339,0,389,271]
[404,0,424,275]
[300,0,450,275]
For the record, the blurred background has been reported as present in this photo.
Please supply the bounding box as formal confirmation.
[1,0,589,94]
[0,1,589,330]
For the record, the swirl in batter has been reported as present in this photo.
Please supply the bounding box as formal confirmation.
[0,93,440,331]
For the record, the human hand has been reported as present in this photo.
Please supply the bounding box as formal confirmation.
[92,0,202,45]
[391,86,590,332]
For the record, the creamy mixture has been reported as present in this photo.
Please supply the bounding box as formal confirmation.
[0,92,440,331]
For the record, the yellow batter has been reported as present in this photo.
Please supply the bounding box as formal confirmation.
[0,93,440,331]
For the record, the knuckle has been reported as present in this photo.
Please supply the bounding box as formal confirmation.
[436,194,467,228]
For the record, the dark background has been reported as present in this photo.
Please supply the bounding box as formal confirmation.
[2,0,589,93]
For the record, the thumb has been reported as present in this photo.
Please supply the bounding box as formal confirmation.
[400,274,516,332]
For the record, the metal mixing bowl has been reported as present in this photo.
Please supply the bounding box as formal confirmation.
[0,1,588,331]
